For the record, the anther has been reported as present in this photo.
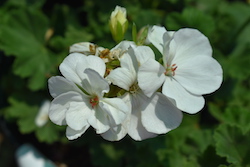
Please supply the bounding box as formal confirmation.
[165,64,178,76]
[90,96,99,108]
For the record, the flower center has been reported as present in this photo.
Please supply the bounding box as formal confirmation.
[164,64,178,76]
[109,49,122,60]
[99,48,123,61]
[89,96,99,108]
[129,83,140,94]
[99,49,110,59]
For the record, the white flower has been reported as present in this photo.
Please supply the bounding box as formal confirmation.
[69,42,106,57]
[69,42,97,55]
[138,25,223,113]
[69,41,134,64]
[101,40,134,63]
[48,53,129,140]
[35,100,50,127]
[104,45,183,141]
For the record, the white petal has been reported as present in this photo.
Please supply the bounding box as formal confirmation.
[141,92,183,134]
[59,53,86,84]
[162,77,205,114]
[101,94,130,141]
[49,91,83,125]
[66,125,90,140]
[101,124,127,141]
[130,45,155,65]
[168,31,175,38]
[109,41,135,60]
[88,106,110,134]
[69,42,96,55]
[127,94,157,141]
[83,68,110,96]
[170,28,212,64]
[66,101,93,131]
[95,46,105,56]
[128,107,157,141]
[106,67,135,91]
[48,76,81,98]
[75,55,106,78]
[174,55,223,95]
[138,59,165,97]
[111,41,135,51]
[119,52,137,72]
[100,97,130,125]
[147,25,171,54]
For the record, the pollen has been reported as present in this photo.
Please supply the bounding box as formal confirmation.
[164,64,178,76]
[90,96,99,108]
[89,44,97,55]
[99,49,110,58]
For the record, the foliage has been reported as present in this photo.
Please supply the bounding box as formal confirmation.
[0,0,250,166]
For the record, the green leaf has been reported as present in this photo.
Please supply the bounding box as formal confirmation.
[225,45,250,80]
[232,82,250,106]
[35,122,64,144]
[187,129,213,153]
[128,7,162,29]
[4,0,46,8]
[0,9,48,56]
[157,114,214,166]
[89,142,124,167]
[0,8,52,90]
[5,97,37,118]
[199,146,228,167]
[224,106,250,135]
[100,143,124,161]
[208,102,224,122]
[209,92,250,135]
[64,26,94,46]
[5,97,37,133]
[219,2,250,37]
[214,2,250,52]
[12,49,51,90]
[49,25,94,51]
[218,165,240,167]
[214,124,250,166]
[161,151,200,167]
[17,115,37,133]
[166,7,215,36]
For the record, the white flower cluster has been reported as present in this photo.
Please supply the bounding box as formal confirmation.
[48,8,223,141]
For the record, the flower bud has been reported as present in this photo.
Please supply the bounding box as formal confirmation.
[136,26,149,45]
[109,6,128,43]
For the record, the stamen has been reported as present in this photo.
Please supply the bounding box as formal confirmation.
[164,64,178,76]
[90,96,99,108]
[89,44,97,55]
[109,49,122,60]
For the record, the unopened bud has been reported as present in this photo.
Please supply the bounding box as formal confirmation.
[136,26,149,45]
[109,6,128,43]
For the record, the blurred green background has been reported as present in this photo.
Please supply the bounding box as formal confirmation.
[0,0,250,166]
